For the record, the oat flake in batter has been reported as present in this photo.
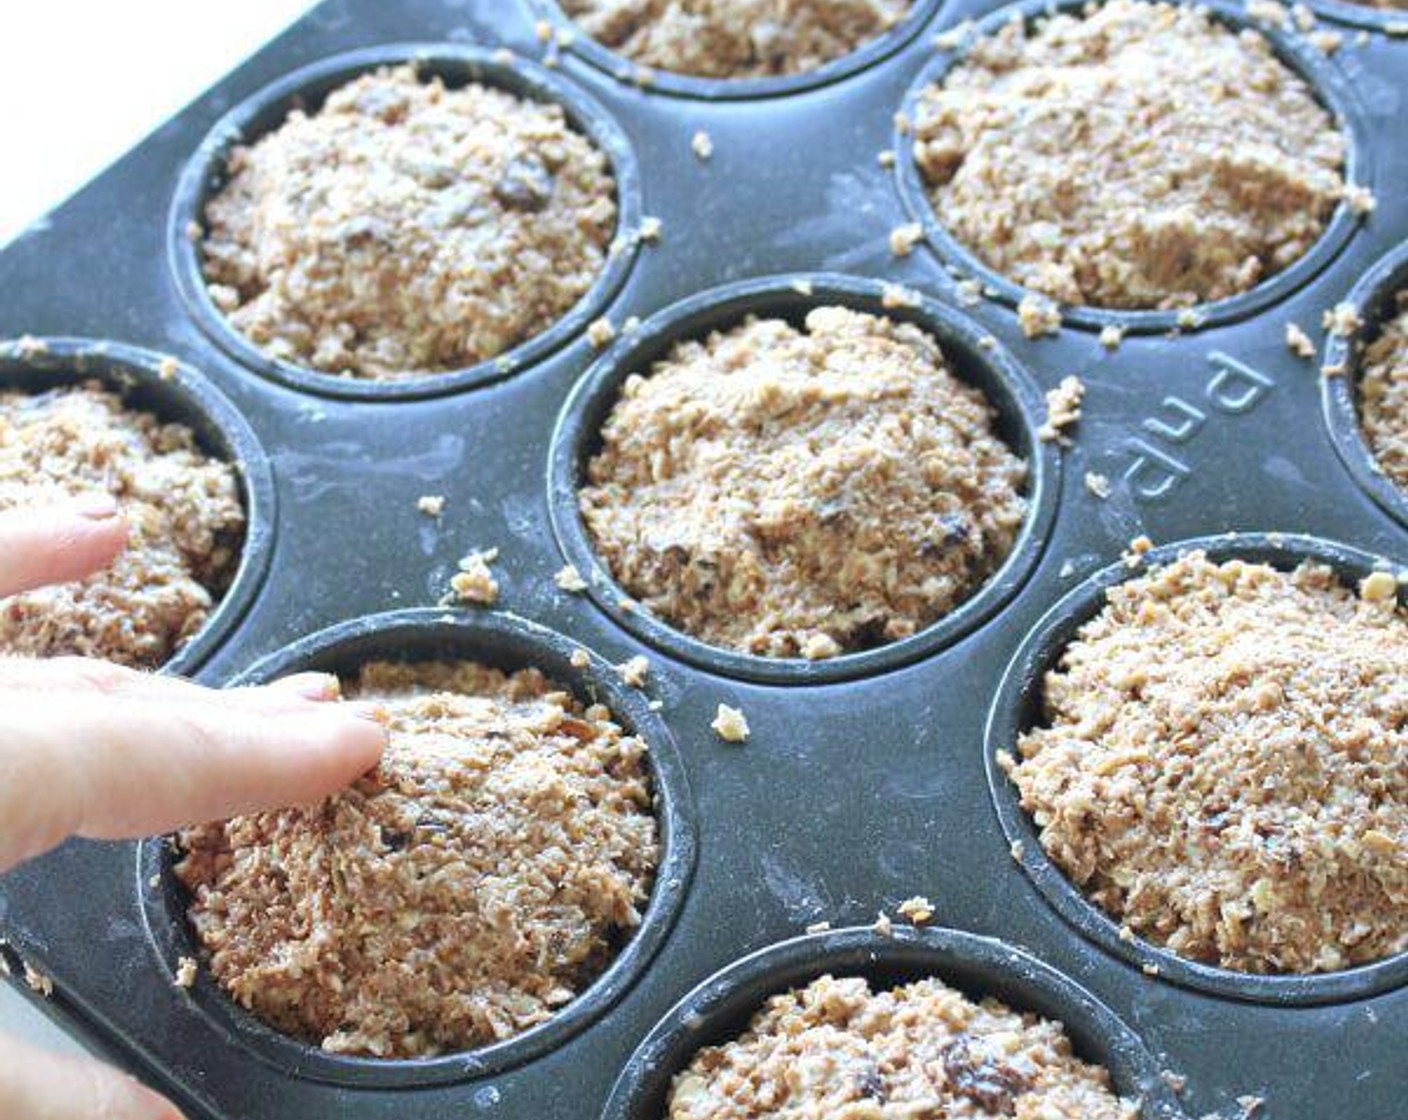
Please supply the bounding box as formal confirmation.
[176,660,659,1057]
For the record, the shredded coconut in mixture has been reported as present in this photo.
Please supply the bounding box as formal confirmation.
[912,0,1348,310]
[201,65,617,380]
[561,0,912,78]
[581,307,1027,658]
[1005,553,1406,974]
[1359,290,1408,492]
[668,974,1138,1119]
[176,660,659,1057]
[0,383,244,667]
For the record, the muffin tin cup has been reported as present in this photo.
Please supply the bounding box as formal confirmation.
[893,0,1374,336]
[168,44,644,402]
[0,337,275,677]
[600,925,1185,1120]
[527,0,944,100]
[985,531,1408,1006]
[137,607,698,1088]
[1322,239,1408,529]
[547,272,1061,685]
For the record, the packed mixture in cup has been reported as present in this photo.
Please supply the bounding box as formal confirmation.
[200,65,617,380]
[0,382,244,668]
[668,973,1138,1118]
[912,0,1348,310]
[1359,290,1408,492]
[176,659,659,1057]
[1004,552,1407,974]
[560,0,912,79]
[580,306,1027,659]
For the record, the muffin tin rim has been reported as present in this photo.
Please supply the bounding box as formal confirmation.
[526,0,946,101]
[0,335,275,678]
[598,924,1186,1120]
[546,270,1063,686]
[1321,238,1408,529]
[892,0,1375,336]
[984,530,1408,1006]
[1302,0,1408,33]
[167,42,645,402]
[136,606,699,1088]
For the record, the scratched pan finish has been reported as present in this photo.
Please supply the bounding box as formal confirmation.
[0,1,1402,1119]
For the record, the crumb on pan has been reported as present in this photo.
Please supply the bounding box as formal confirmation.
[1324,301,1363,339]
[1085,471,1112,499]
[200,65,616,381]
[617,654,650,687]
[691,129,714,160]
[897,895,934,924]
[556,563,589,592]
[0,382,244,667]
[1098,325,1125,351]
[587,316,617,349]
[912,0,1347,311]
[1039,375,1085,443]
[666,974,1140,1118]
[176,659,659,1057]
[416,494,445,518]
[1285,321,1315,359]
[1018,294,1061,339]
[580,307,1027,659]
[450,548,499,605]
[889,221,924,257]
[175,956,199,990]
[22,963,52,997]
[711,703,750,743]
[1006,551,1407,974]
[562,0,913,79]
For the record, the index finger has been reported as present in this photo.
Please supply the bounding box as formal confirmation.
[0,496,129,597]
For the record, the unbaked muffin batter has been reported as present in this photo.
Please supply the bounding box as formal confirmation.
[176,660,659,1057]
[1004,552,1406,974]
[1360,291,1408,493]
[0,383,244,667]
[580,307,1027,659]
[201,65,617,380]
[913,0,1348,310]
[669,974,1137,1118]
[561,0,912,78]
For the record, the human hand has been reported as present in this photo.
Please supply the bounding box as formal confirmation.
[0,500,386,1118]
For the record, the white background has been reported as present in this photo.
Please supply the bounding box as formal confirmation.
[0,0,312,1051]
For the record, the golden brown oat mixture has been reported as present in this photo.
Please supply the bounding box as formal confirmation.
[176,660,659,1057]
[561,0,912,78]
[0,383,244,667]
[668,974,1138,1119]
[1006,553,1407,974]
[201,66,617,380]
[1359,291,1408,492]
[913,0,1348,310]
[580,307,1027,659]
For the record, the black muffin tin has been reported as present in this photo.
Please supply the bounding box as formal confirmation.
[0,1,1403,1118]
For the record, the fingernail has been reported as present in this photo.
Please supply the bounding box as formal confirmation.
[344,700,389,725]
[73,492,119,520]
[279,671,340,700]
